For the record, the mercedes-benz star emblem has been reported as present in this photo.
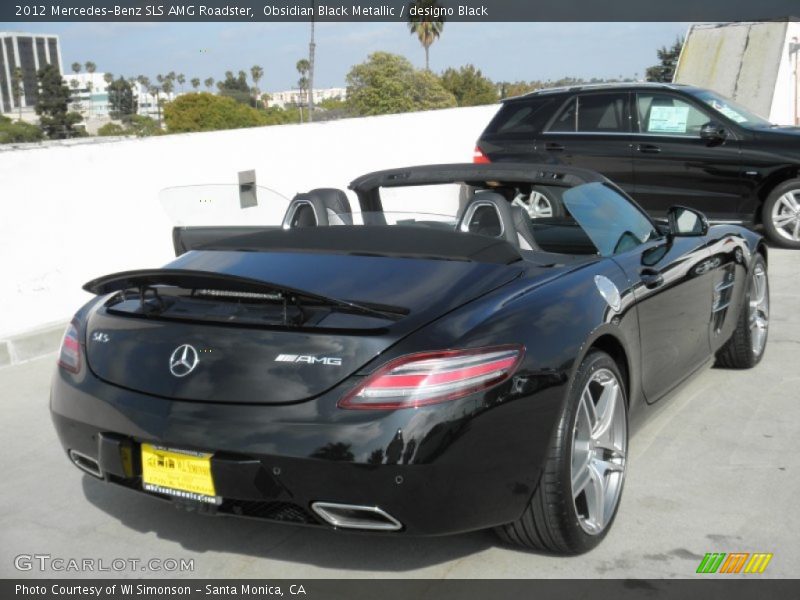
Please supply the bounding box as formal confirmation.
[169,344,199,377]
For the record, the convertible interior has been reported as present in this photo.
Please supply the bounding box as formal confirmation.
[172,181,604,263]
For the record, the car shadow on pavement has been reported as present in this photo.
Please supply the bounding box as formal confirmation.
[81,475,509,571]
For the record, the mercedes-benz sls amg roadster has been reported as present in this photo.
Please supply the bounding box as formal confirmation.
[51,163,770,554]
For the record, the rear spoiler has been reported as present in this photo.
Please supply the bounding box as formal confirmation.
[83,269,407,320]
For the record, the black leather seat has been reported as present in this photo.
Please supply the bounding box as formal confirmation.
[282,188,352,228]
[456,191,540,251]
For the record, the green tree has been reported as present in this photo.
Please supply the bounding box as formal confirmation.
[645,37,684,83]
[103,72,113,86]
[190,77,201,90]
[10,67,24,120]
[407,0,445,71]
[163,92,269,132]
[217,71,252,104]
[107,77,138,121]
[250,65,264,105]
[97,122,127,136]
[346,52,455,116]
[71,62,81,76]
[440,64,498,106]
[126,114,162,137]
[204,77,214,91]
[35,64,82,139]
[177,73,186,91]
[0,115,44,143]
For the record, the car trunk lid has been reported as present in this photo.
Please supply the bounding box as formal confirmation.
[83,249,525,404]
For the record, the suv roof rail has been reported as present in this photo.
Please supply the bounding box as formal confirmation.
[503,81,689,102]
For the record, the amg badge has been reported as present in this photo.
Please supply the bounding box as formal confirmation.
[275,354,342,366]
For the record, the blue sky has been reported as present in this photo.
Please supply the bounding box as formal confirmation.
[2,22,690,91]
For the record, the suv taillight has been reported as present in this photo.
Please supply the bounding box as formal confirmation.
[473,145,491,164]
[339,345,523,410]
[58,321,81,373]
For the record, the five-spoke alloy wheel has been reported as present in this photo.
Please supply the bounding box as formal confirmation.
[570,368,627,536]
[763,179,800,248]
[495,350,628,554]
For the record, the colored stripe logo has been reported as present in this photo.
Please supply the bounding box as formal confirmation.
[696,552,773,574]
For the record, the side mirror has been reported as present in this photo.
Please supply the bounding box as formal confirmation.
[700,122,727,142]
[667,205,709,237]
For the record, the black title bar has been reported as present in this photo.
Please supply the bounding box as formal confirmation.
[4,579,800,600]
[3,0,800,22]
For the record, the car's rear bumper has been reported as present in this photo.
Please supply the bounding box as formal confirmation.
[50,365,566,536]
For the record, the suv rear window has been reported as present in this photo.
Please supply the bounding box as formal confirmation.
[546,93,629,133]
[483,97,555,135]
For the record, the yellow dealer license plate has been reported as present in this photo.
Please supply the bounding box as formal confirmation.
[140,443,220,505]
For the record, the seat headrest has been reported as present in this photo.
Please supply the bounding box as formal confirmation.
[456,191,519,247]
[282,188,352,228]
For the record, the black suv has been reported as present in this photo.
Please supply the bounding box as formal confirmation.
[475,82,800,248]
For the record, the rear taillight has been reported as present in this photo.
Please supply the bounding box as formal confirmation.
[58,321,81,373]
[339,345,523,410]
[473,145,491,164]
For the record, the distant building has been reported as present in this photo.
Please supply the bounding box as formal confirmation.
[268,87,346,108]
[65,71,176,119]
[0,31,63,115]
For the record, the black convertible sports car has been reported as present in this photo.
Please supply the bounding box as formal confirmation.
[51,163,770,554]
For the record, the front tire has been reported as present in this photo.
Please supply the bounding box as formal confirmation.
[762,180,800,248]
[715,254,769,368]
[495,350,628,554]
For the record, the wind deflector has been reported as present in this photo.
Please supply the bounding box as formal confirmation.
[83,268,407,321]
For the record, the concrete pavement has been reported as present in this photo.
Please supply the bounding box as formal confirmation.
[1,248,797,579]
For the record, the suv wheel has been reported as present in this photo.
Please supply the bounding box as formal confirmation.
[762,179,800,248]
[512,186,564,219]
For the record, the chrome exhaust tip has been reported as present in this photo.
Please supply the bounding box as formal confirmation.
[68,449,103,479]
[311,502,402,531]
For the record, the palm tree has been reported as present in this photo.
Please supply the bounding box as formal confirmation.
[250,65,264,106]
[10,67,24,120]
[407,0,445,71]
[71,62,81,76]
[177,73,186,92]
[149,86,162,126]
[85,61,96,77]
[190,77,200,91]
[103,72,113,86]
[204,77,214,91]
[296,60,310,122]
[162,78,174,99]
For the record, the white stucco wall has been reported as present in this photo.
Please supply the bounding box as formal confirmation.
[768,22,800,127]
[674,21,800,126]
[0,105,499,338]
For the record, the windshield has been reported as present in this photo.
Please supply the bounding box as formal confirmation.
[561,183,658,256]
[689,89,773,128]
[160,184,291,226]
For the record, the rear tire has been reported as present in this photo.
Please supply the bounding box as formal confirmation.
[715,254,769,369]
[494,350,628,554]
[762,179,800,248]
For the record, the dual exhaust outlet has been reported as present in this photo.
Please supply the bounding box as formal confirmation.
[69,449,402,532]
